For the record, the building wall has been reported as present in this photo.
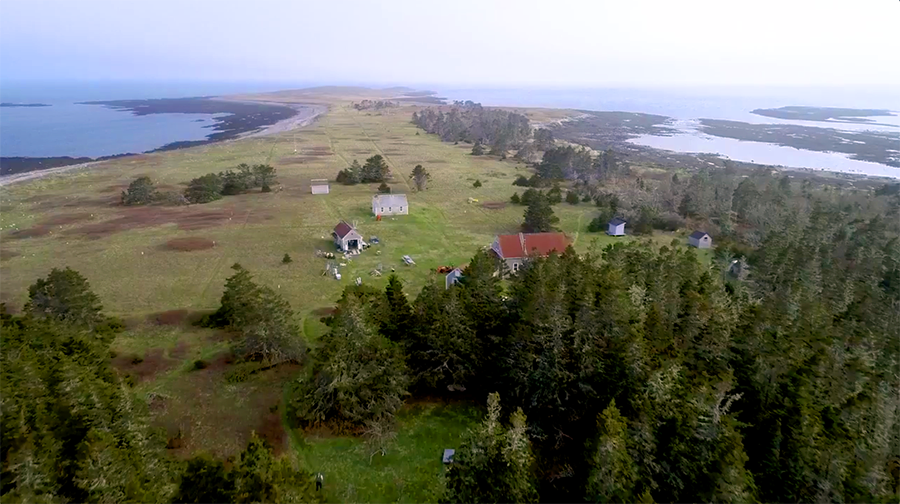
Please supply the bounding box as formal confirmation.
[608,223,625,236]
[505,258,524,273]
[372,202,409,215]
[688,236,712,248]
[311,185,329,194]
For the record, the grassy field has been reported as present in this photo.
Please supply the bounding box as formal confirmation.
[0,93,704,502]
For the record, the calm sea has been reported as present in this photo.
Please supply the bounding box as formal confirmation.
[2,81,898,178]
[437,86,900,178]
[0,80,314,158]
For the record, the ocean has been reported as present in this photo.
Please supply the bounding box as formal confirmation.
[437,86,900,178]
[0,80,313,158]
[1,81,898,177]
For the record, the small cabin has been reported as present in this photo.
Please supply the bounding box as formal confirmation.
[607,218,626,236]
[445,268,463,289]
[688,231,712,249]
[333,220,365,252]
[311,179,330,195]
[372,194,409,216]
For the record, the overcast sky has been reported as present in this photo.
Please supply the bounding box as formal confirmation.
[1,0,898,87]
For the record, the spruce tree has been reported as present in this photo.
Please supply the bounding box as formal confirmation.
[522,191,559,232]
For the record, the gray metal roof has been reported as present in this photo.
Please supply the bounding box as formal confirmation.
[690,231,709,239]
[372,194,408,207]
[609,217,626,226]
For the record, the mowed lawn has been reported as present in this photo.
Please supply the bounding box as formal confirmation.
[0,99,702,502]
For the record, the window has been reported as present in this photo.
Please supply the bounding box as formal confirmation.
[513,262,519,272]
[389,207,392,212]
[400,206,403,211]
[381,207,384,212]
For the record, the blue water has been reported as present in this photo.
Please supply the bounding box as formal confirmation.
[0,80,315,158]
[436,86,900,178]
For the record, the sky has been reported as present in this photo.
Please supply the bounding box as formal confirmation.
[1,0,898,87]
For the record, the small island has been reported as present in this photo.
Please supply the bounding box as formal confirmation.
[752,106,897,125]
[0,102,51,108]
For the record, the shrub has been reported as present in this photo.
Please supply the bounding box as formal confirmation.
[131,355,144,365]
[121,176,158,206]
[510,192,521,204]
[471,141,485,155]
[184,173,224,204]
[653,212,685,232]
[582,193,592,203]
[225,362,262,383]
[473,179,482,188]
[192,359,209,370]
[513,175,530,187]
[565,191,580,205]
[378,182,391,193]
[547,183,562,204]
[282,253,293,264]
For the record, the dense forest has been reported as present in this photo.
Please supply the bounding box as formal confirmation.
[3,103,900,502]
[412,102,531,154]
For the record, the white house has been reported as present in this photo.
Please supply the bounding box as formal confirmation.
[372,194,408,216]
[688,231,712,249]
[607,218,626,236]
[445,267,463,289]
[311,179,330,195]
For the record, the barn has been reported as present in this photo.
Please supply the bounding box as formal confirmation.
[490,232,569,273]
[333,221,365,252]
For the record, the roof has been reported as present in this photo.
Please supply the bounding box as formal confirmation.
[334,221,355,238]
[496,232,569,259]
[690,231,710,239]
[609,218,626,226]
[311,179,329,186]
[372,194,408,206]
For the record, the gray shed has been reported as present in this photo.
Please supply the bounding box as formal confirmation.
[311,179,330,195]
[688,231,712,249]
[442,449,455,464]
[607,218,626,236]
[445,268,463,289]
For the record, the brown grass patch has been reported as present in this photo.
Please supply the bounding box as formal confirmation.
[0,250,20,261]
[170,340,190,360]
[66,206,256,239]
[149,309,190,326]
[426,159,449,164]
[112,349,176,382]
[311,306,337,316]
[481,201,508,210]
[99,184,127,193]
[6,225,51,239]
[165,237,216,251]
[41,212,95,226]
[305,147,333,155]
[279,156,324,164]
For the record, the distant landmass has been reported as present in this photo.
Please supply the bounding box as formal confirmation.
[79,97,299,151]
[0,153,136,176]
[752,106,897,125]
[1,102,51,108]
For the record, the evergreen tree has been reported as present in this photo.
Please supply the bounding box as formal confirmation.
[121,176,159,205]
[25,267,104,328]
[522,191,559,232]
[585,401,636,503]
[510,192,521,204]
[410,164,431,191]
[442,393,538,504]
[382,274,413,342]
[471,141,484,155]
[289,297,409,432]
[362,155,390,182]
[184,173,224,203]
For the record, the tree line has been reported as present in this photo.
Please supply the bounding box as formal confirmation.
[412,102,531,155]
[283,184,899,501]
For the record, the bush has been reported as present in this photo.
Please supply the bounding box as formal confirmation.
[471,141,485,155]
[131,355,144,365]
[121,176,158,206]
[158,191,189,206]
[510,192,521,204]
[565,191,580,205]
[582,193,592,203]
[378,182,391,193]
[225,362,262,383]
[653,212,685,232]
[192,359,209,370]
[473,179,482,188]
[513,175,530,187]
[184,173,224,204]
[282,253,293,264]
[547,184,562,204]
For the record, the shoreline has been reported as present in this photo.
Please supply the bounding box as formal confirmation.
[0,100,325,187]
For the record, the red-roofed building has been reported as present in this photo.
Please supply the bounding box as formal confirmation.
[490,232,569,273]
